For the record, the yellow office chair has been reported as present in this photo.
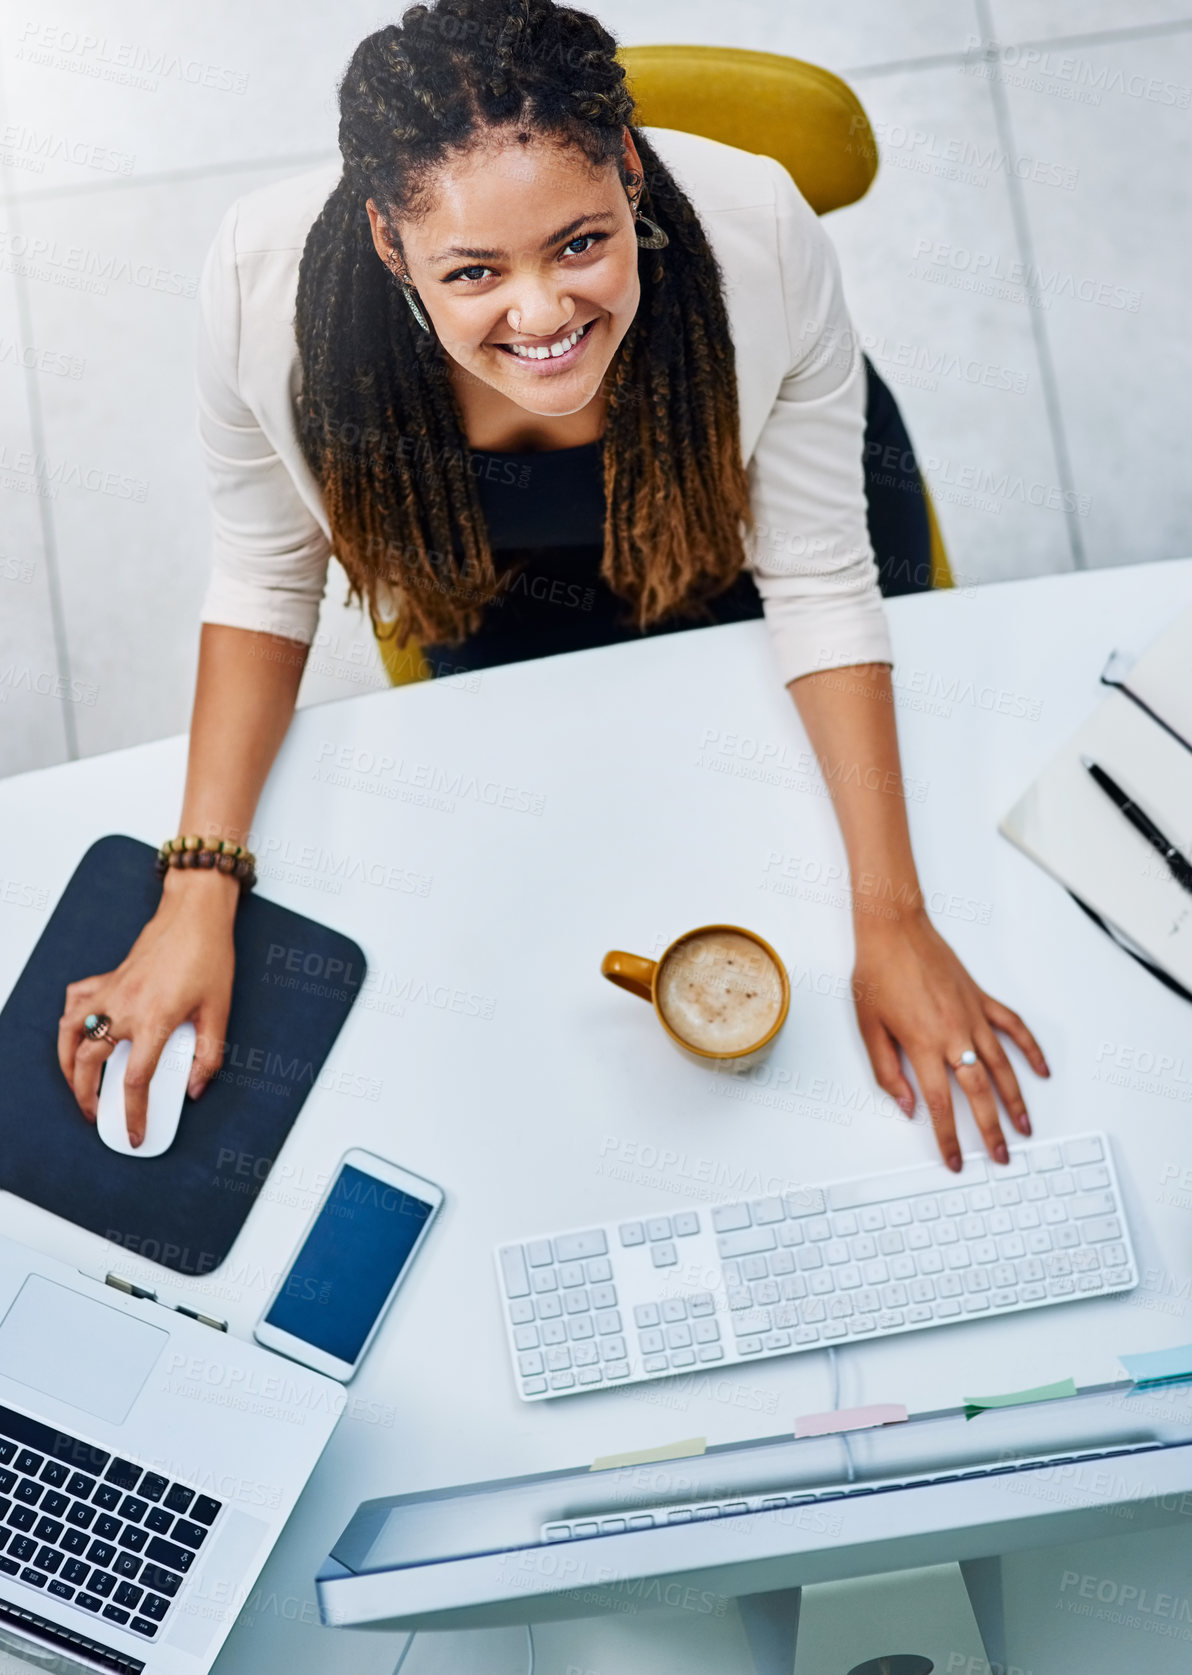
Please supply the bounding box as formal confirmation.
[620,44,953,593]
[378,44,951,686]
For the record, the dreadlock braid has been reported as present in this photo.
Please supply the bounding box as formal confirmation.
[296,0,754,651]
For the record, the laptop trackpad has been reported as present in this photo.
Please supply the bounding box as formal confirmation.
[0,1275,167,1425]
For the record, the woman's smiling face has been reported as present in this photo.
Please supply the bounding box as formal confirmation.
[367,127,644,419]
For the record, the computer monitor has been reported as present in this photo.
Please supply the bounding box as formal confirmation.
[315,1379,1192,1656]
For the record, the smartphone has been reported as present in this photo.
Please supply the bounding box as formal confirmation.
[253,1149,443,1381]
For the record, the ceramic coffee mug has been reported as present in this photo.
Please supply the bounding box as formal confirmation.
[601,923,790,1070]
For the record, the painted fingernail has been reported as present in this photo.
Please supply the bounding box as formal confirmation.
[131,1131,143,1149]
[898,1094,915,1117]
[947,1153,962,1173]
[187,1074,205,1101]
[994,1142,1009,1165]
[1016,1111,1032,1136]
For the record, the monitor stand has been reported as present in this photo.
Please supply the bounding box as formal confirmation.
[739,1560,999,1675]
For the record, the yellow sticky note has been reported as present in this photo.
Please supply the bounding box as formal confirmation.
[590,1436,707,1472]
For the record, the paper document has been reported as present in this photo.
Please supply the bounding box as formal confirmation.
[1000,605,1192,990]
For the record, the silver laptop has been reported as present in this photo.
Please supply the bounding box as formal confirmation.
[0,1233,339,1675]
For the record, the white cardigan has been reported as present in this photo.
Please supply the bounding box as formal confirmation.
[196,126,893,684]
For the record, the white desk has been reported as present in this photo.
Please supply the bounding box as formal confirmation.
[3,559,1192,1674]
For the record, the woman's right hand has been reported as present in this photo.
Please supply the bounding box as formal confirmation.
[57,867,238,1147]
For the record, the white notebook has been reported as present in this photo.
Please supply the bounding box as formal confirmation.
[999,605,1192,991]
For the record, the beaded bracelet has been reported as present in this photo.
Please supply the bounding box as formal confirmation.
[155,835,257,892]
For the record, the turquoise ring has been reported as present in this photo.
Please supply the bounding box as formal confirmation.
[83,1013,113,1042]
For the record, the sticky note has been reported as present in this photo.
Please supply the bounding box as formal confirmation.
[1120,1344,1192,1387]
[963,1378,1076,1419]
[794,1403,908,1439]
[590,1436,707,1472]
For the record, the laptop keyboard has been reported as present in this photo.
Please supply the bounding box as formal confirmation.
[0,1404,222,1641]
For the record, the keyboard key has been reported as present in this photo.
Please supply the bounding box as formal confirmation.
[523,1377,547,1395]
[645,1217,673,1241]
[8,1535,36,1561]
[666,1324,692,1349]
[1071,1191,1115,1219]
[595,1311,622,1335]
[712,1204,751,1232]
[141,1564,182,1597]
[41,1491,68,1518]
[62,1557,90,1585]
[688,1292,716,1316]
[651,1242,677,1267]
[1063,1137,1103,1167]
[75,1591,101,1612]
[104,1460,141,1492]
[103,1604,130,1625]
[498,1246,530,1298]
[66,1503,95,1529]
[604,1362,631,1380]
[15,1452,43,1476]
[87,1541,116,1566]
[15,1482,41,1506]
[619,1221,645,1246]
[509,1299,535,1325]
[540,1320,567,1345]
[532,1270,558,1294]
[513,1325,539,1351]
[48,1579,74,1599]
[563,1290,590,1315]
[1076,1164,1110,1191]
[673,1212,700,1236]
[147,1536,195,1574]
[670,1350,696,1369]
[1081,1216,1122,1244]
[131,1617,160,1637]
[139,1475,168,1504]
[697,1344,724,1361]
[20,1566,47,1587]
[601,1337,627,1362]
[33,1546,62,1573]
[115,1581,144,1609]
[61,1529,88,1556]
[88,1570,117,1597]
[33,1517,62,1544]
[590,1284,617,1310]
[535,1294,562,1320]
[553,1231,608,1262]
[660,1300,687,1322]
[92,1484,121,1511]
[518,1351,545,1376]
[634,1304,660,1328]
[718,1228,777,1260]
[38,1462,68,1488]
[585,1259,613,1284]
[752,1197,785,1224]
[573,1341,598,1363]
[559,1263,586,1288]
[141,1591,170,1620]
[94,1515,120,1541]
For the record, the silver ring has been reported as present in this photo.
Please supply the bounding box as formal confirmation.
[951,1048,979,1070]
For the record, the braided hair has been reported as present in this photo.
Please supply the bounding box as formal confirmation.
[296,0,754,650]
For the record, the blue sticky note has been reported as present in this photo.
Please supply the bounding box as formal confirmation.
[1120,1345,1192,1386]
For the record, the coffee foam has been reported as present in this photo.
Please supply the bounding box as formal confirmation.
[656,930,784,1055]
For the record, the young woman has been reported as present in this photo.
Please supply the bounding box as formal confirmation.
[57,0,1047,1164]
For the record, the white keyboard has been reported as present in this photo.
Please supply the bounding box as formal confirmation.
[495,1132,1137,1400]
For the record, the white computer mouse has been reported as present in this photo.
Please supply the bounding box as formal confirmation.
[96,1021,196,1157]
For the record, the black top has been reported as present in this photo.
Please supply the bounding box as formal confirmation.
[420,441,762,675]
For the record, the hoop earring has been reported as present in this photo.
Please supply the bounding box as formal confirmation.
[635,213,669,251]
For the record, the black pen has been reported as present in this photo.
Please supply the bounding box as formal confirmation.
[1081,756,1192,897]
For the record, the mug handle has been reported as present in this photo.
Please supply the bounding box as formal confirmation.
[601,951,656,1002]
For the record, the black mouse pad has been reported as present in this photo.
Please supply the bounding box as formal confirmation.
[0,835,367,1274]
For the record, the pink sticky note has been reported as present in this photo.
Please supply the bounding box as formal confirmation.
[794,1403,909,1439]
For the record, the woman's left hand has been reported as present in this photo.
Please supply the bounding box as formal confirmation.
[851,909,1050,1172]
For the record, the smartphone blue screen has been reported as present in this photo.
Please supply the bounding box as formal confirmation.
[265,1164,433,1363]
